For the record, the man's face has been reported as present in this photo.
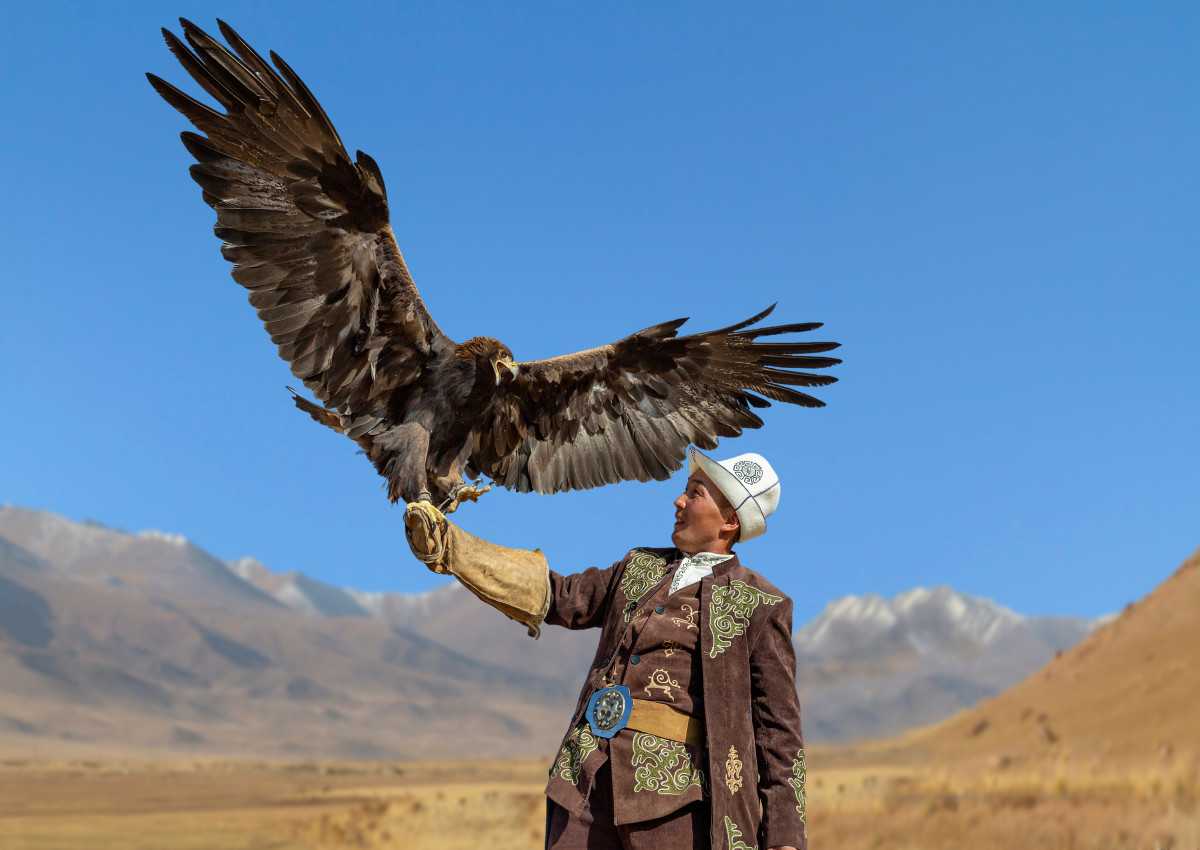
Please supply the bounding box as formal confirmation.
[672,468,738,553]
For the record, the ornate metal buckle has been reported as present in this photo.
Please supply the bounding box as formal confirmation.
[585,684,632,739]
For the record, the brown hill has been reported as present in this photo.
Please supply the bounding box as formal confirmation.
[0,504,1107,761]
[0,508,575,760]
[837,546,1200,772]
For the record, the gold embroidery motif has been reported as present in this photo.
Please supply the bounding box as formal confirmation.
[723,815,756,850]
[551,723,600,784]
[631,732,705,795]
[643,668,681,701]
[671,603,699,632]
[620,550,669,622]
[663,639,678,657]
[725,745,743,793]
[787,749,807,822]
[708,580,783,658]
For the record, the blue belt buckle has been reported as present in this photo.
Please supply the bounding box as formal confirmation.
[585,684,632,739]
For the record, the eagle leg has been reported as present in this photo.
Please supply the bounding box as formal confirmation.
[439,480,492,515]
[379,421,433,505]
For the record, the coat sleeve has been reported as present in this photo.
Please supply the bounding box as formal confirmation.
[544,553,627,630]
[749,595,808,850]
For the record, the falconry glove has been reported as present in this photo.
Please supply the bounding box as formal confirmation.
[404,501,551,638]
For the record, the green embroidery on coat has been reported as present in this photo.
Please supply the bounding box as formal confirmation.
[619,550,668,621]
[723,815,757,850]
[630,732,705,795]
[787,749,807,822]
[552,723,599,784]
[708,579,783,657]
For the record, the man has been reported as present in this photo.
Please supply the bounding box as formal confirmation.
[404,448,807,850]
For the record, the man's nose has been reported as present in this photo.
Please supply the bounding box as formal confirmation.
[673,493,686,510]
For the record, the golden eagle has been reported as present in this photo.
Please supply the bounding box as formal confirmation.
[148,19,841,512]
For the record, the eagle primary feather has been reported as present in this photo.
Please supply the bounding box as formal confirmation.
[148,19,841,508]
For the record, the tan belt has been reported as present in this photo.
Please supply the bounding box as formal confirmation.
[624,699,705,748]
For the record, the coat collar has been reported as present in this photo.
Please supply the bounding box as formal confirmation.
[715,551,741,577]
[667,548,741,577]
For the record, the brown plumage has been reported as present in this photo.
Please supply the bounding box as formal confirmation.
[148,19,841,508]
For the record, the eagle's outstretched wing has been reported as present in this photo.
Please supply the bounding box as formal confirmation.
[471,305,840,494]
[147,19,447,435]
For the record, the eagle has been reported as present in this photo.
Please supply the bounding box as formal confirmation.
[147,19,841,512]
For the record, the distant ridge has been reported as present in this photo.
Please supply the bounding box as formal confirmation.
[228,556,373,618]
[893,546,1200,769]
[0,505,574,760]
[794,585,1104,741]
[0,505,1111,755]
[0,506,280,610]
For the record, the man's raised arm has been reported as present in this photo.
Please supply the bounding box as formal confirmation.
[403,501,622,637]
[544,560,624,630]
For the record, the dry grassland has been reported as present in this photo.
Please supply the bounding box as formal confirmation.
[809,760,1200,850]
[1,753,1197,850]
[0,757,546,850]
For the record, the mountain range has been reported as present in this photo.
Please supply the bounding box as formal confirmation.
[0,504,1107,757]
[841,545,1200,773]
[794,585,1111,740]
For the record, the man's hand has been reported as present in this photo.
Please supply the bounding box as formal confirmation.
[404,501,451,573]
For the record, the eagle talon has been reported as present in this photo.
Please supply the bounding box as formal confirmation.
[439,481,492,514]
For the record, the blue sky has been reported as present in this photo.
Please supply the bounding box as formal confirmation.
[1,2,1196,624]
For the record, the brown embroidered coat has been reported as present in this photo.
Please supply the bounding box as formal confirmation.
[543,547,808,850]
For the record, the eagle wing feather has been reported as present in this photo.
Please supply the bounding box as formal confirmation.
[147,18,446,424]
[472,305,841,494]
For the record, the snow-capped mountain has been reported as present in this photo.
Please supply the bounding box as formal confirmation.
[226,555,466,623]
[0,507,278,609]
[795,585,1100,660]
[0,505,1114,751]
[793,586,1106,741]
[227,556,373,618]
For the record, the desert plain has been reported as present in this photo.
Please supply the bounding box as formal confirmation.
[1,743,1197,850]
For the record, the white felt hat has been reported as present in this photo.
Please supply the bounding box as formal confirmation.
[687,448,780,542]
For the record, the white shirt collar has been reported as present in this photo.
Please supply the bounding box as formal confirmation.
[669,550,733,595]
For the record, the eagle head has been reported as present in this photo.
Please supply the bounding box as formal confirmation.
[456,336,518,385]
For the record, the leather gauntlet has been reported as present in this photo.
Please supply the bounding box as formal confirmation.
[404,501,551,638]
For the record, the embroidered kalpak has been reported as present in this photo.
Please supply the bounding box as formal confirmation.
[631,732,705,795]
[708,579,783,657]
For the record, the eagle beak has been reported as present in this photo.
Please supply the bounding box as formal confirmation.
[493,358,518,385]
